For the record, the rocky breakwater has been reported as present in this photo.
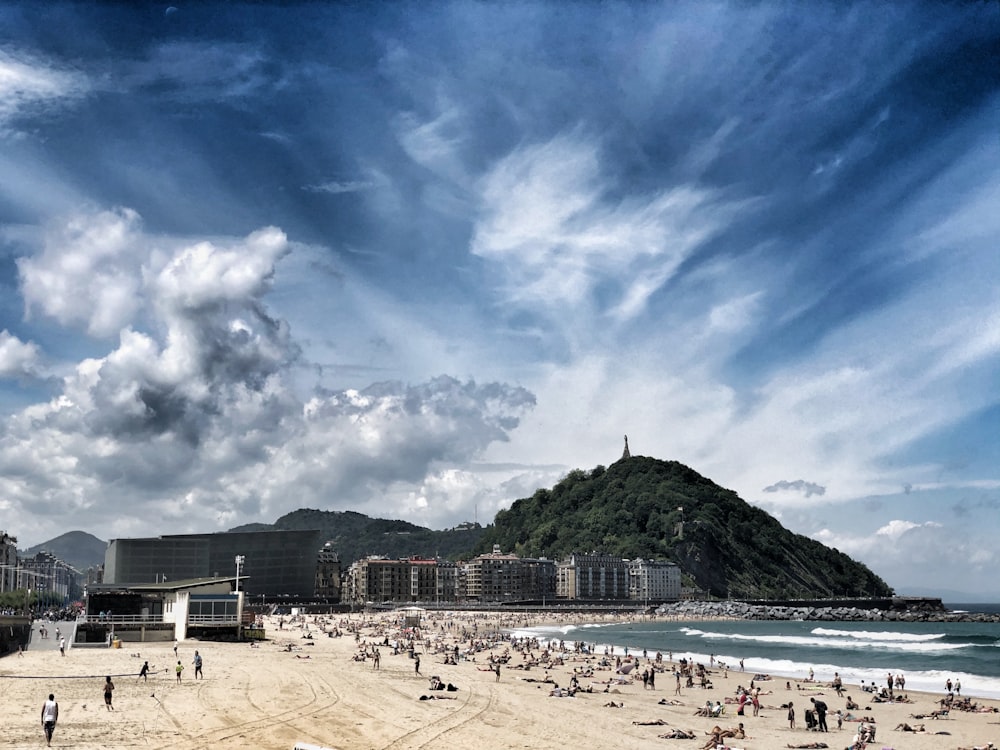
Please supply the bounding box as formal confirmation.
[656,600,1000,623]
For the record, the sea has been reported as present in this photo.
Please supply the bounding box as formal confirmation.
[511,602,1000,700]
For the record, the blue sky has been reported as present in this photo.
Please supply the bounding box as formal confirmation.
[0,3,998,598]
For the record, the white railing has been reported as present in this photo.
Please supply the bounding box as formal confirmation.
[187,614,239,624]
[80,613,239,625]
[80,614,163,625]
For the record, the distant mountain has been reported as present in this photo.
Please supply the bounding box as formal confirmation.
[230,509,487,564]
[22,531,107,572]
[475,455,894,600]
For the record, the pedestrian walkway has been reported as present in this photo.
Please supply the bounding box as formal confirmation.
[27,620,78,652]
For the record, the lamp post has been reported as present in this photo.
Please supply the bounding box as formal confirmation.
[235,555,245,593]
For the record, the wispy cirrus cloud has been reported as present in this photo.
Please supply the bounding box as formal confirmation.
[303,180,378,195]
[0,48,89,132]
[470,133,738,324]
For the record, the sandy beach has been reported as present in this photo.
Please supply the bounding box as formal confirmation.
[2,611,997,750]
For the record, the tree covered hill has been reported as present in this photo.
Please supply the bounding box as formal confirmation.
[475,455,893,600]
[230,509,487,565]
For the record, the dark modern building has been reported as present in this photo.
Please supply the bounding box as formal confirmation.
[103,530,323,598]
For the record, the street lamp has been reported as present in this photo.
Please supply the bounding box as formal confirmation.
[235,555,245,593]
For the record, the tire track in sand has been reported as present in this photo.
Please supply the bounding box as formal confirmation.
[147,663,342,750]
[379,683,499,750]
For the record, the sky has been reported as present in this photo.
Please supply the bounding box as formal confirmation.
[0,2,998,599]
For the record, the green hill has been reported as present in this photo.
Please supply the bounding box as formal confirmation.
[475,455,893,599]
[22,531,107,572]
[230,509,486,564]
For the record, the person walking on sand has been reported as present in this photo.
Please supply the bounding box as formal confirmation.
[175,660,184,683]
[810,697,828,732]
[104,676,115,710]
[787,700,795,729]
[59,637,66,656]
[41,693,59,746]
[139,660,149,682]
[193,650,203,679]
[414,654,421,675]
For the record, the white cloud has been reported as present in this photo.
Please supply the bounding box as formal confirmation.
[0,330,40,379]
[18,208,144,337]
[812,517,995,594]
[470,134,735,324]
[707,291,763,333]
[0,49,89,131]
[2,209,536,543]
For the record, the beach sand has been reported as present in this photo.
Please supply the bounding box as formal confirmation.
[2,612,997,750]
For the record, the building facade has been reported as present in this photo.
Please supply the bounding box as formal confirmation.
[314,542,341,600]
[104,530,322,598]
[18,551,75,602]
[628,558,682,603]
[556,553,630,600]
[0,531,17,592]
[347,557,458,605]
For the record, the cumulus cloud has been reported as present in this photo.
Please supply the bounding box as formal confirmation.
[0,330,40,379]
[811,517,999,594]
[763,479,827,498]
[18,208,145,337]
[2,209,536,541]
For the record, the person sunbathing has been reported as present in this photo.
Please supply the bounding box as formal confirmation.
[694,701,714,716]
[658,728,696,739]
[786,743,829,749]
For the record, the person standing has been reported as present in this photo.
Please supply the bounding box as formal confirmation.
[810,697,828,732]
[175,660,184,683]
[414,654,420,675]
[193,650,203,679]
[139,660,149,682]
[787,700,795,729]
[59,637,66,657]
[41,693,59,747]
[103,676,115,710]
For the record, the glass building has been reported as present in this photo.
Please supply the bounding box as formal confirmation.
[104,530,323,597]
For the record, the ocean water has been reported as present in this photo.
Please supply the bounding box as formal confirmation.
[512,608,1000,700]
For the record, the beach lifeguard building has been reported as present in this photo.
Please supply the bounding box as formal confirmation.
[79,576,250,644]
